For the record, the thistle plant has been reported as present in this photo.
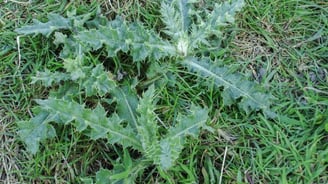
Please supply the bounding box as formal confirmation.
[15,0,275,182]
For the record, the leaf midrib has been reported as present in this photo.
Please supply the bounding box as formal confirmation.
[185,59,265,108]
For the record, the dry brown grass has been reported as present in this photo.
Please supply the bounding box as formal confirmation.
[0,110,21,184]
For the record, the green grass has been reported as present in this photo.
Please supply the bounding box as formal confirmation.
[1,0,327,183]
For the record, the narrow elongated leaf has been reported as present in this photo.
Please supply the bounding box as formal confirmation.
[178,0,190,32]
[136,85,159,153]
[75,17,176,61]
[31,70,70,87]
[35,63,116,97]
[160,0,191,39]
[182,57,275,117]
[36,98,142,150]
[15,10,96,37]
[15,13,71,37]
[157,105,209,170]
[17,110,56,154]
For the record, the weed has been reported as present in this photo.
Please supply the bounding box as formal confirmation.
[13,0,276,182]
[1,0,327,183]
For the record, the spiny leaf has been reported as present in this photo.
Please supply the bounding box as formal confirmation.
[136,85,159,152]
[189,0,245,49]
[63,57,86,80]
[54,32,81,58]
[15,13,71,37]
[182,57,275,117]
[53,32,67,46]
[178,0,190,32]
[157,105,209,170]
[112,85,139,130]
[17,110,56,154]
[82,64,116,96]
[158,138,184,170]
[31,70,70,87]
[48,82,80,99]
[160,0,191,40]
[36,98,142,150]
[166,105,209,139]
[15,10,97,37]
[75,17,176,61]
[209,0,245,28]
[75,17,129,56]
[37,63,116,97]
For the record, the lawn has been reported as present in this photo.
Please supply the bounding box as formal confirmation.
[0,0,327,183]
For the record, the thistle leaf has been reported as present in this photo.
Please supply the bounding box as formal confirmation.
[35,63,116,97]
[63,57,86,80]
[112,85,139,130]
[31,70,70,87]
[53,32,67,46]
[160,0,191,39]
[166,105,209,139]
[182,57,275,117]
[35,98,142,150]
[15,13,71,37]
[17,110,56,154]
[158,138,184,170]
[178,0,190,32]
[75,17,176,61]
[189,0,244,49]
[209,0,245,28]
[136,85,159,153]
[54,32,81,58]
[75,17,128,56]
[157,105,209,170]
[82,64,116,96]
